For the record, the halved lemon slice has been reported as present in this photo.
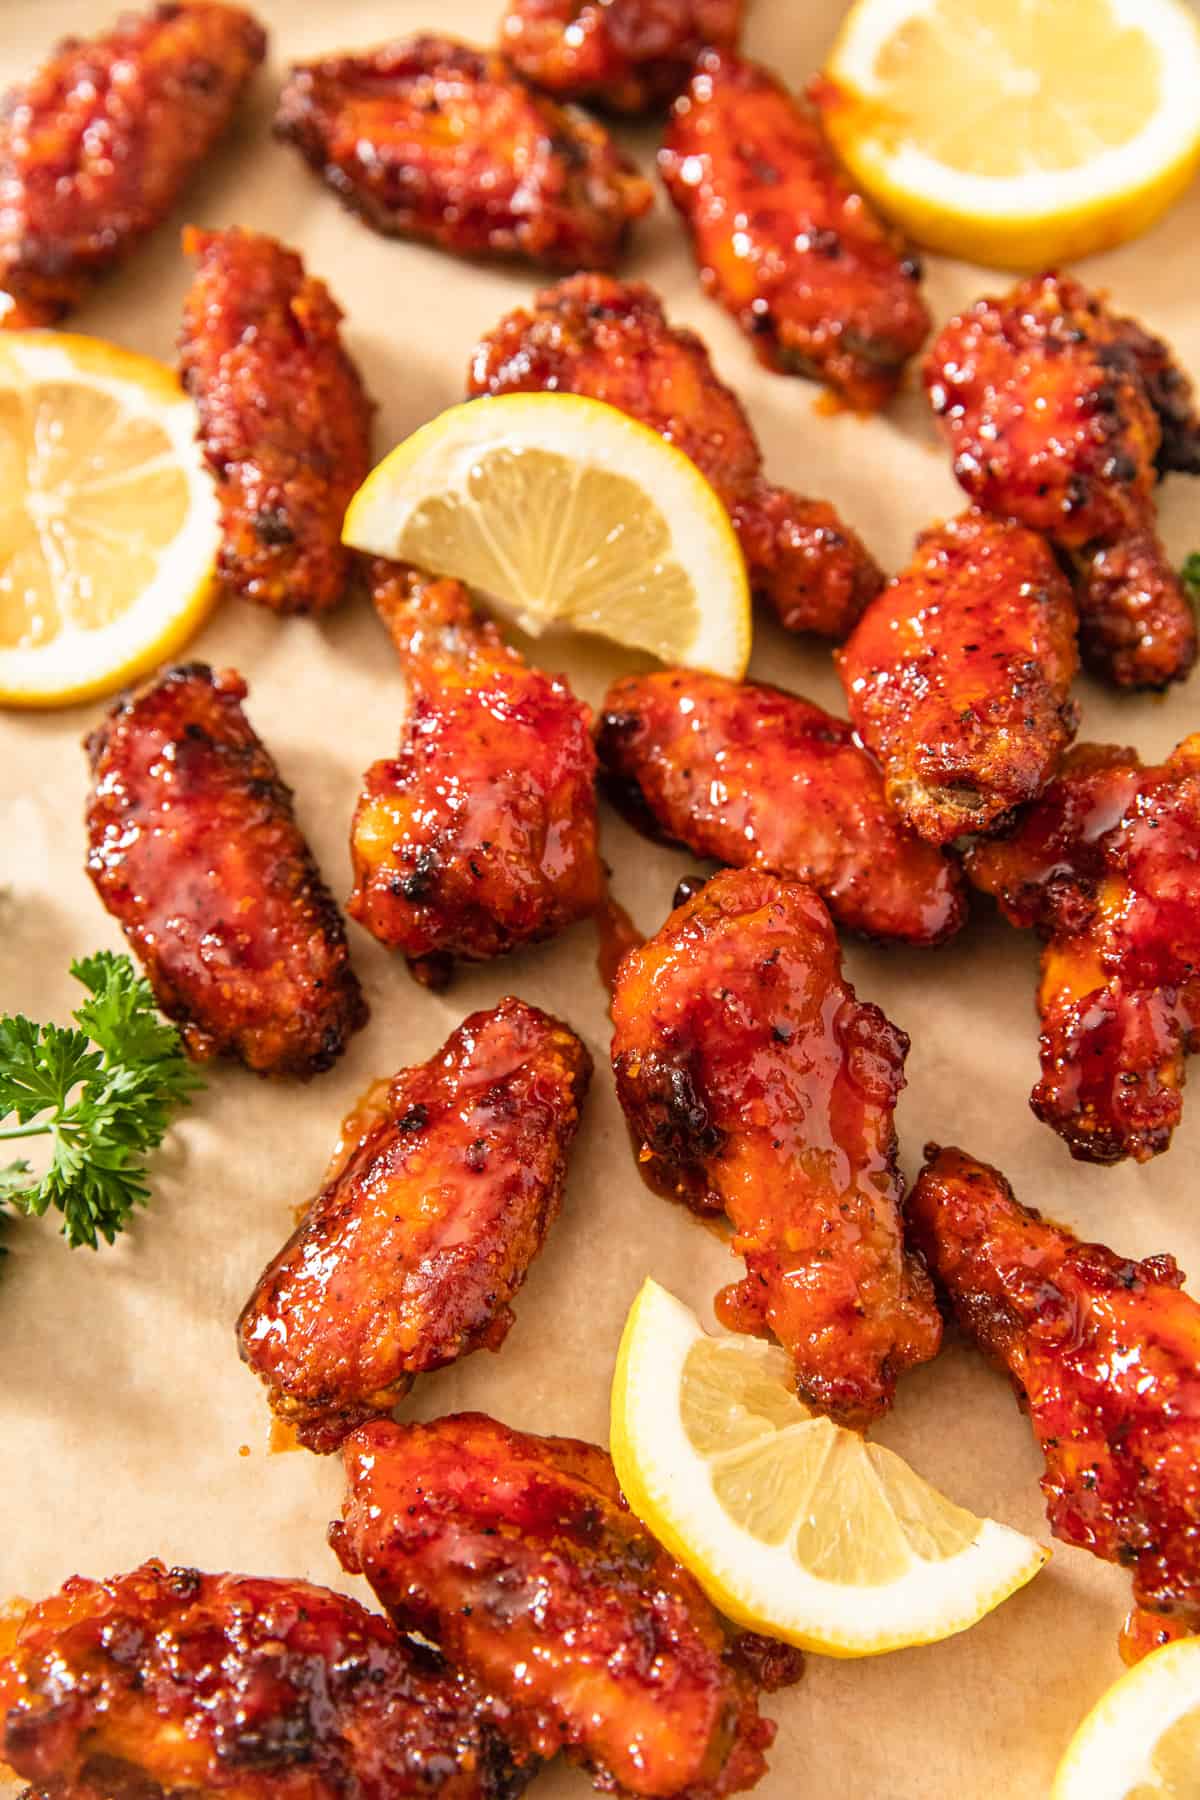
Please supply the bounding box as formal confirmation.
[0,333,221,708]
[1053,1636,1200,1798]
[818,0,1200,269]
[610,1278,1048,1657]
[341,393,751,678]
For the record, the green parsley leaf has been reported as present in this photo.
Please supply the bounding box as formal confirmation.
[1182,553,1200,608]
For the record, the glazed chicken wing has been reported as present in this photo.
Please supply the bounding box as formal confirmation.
[470,275,883,639]
[659,51,929,410]
[332,1414,773,1798]
[0,3,265,324]
[275,36,652,272]
[610,869,942,1423]
[837,510,1079,846]
[0,1559,528,1799]
[500,0,743,113]
[908,1146,1200,1635]
[238,997,591,1453]
[597,668,965,945]
[966,736,1200,1165]
[179,227,373,615]
[85,664,367,1078]
[349,563,602,987]
[925,274,1200,689]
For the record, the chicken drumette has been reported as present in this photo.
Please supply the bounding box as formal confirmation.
[0,2,265,324]
[348,563,603,987]
[500,0,743,113]
[239,997,591,1453]
[470,275,883,639]
[611,868,942,1424]
[659,51,930,410]
[925,274,1200,689]
[179,227,373,615]
[908,1145,1200,1642]
[966,736,1200,1165]
[838,510,1079,846]
[333,1413,773,1799]
[597,668,965,945]
[275,36,652,272]
[85,664,366,1078]
[0,1559,528,1799]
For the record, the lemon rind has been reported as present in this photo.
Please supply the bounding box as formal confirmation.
[1052,1637,1200,1796]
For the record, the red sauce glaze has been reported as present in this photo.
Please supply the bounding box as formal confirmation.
[84,663,367,1079]
[499,0,744,113]
[837,510,1079,846]
[610,868,942,1423]
[597,667,966,946]
[968,736,1200,1164]
[274,36,652,271]
[660,51,929,410]
[1119,1607,1193,1667]
[333,1414,773,1799]
[0,1560,529,1798]
[909,1146,1200,1633]
[349,564,603,986]
[238,997,591,1453]
[0,3,266,321]
[469,273,883,638]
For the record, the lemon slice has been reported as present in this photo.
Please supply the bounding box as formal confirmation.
[610,1278,1048,1657]
[1053,1637,1200,1798]
[341,393,751,678]
[819,0,1200,269]
[0,332,221,709]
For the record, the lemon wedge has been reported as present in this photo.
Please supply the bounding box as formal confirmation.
[818,0,1200,269]
[0,332,221,709]
[1053,1636,1200,1799]
[610,1278,1048,1657]
[341,393,751,678]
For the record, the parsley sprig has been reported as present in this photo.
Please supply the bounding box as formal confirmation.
[0,953,202,1250]
[1183,553,1200,609]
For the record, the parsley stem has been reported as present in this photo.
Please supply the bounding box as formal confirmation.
[0,1122,53,1140]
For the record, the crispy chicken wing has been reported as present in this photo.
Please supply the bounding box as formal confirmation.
[966,736,1200,1165]
[0,1559,528,1799]
[500,0,743,113]
[238,997,591,1453]
[179,227,373,615]
[659,51,929,410]
[275,36,652,272]
[610,868,941,1423]
[469,275,883,639]
[597,668,966,945]
[348,563,603,988]
[908,1145,1200,1634]
[837,511,1079,846]
[85,663,366,1078]
[925,274,1199,689]
[0,3,265,324]
[332,1414,773,1799]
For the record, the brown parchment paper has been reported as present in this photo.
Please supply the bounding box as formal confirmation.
[3,1,1200,1792]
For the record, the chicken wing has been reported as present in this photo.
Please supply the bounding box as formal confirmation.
[275,36,653,272]
[925,274,1199,689]
[179,227,373,615]
[0,3,265,324]
[837,510,1079,846]
[597,668,966,945]
[85,663,367,1078]
[348,563,603,988]
[238,997,591,1453]
[659,51,929,410]
[332,1414,773,1798]
[500,0,743,113]
[469,275,883,639]
[610,868,941,1423]
[966,736,1200,1165]
[0,1559,528,1798]
[907,1145,1200,1636]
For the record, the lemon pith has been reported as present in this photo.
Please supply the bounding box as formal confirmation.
[1053,1637,1200,1798]
[611,1279,1047,1657]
